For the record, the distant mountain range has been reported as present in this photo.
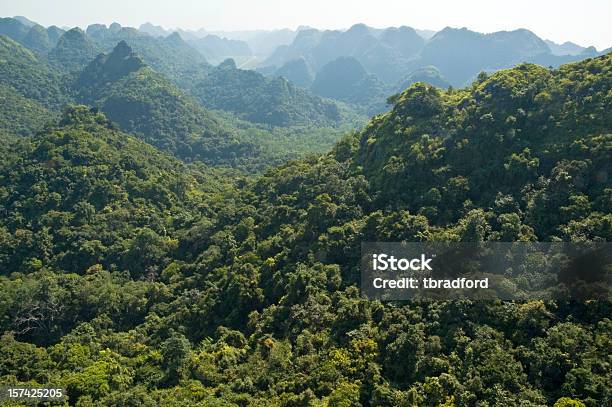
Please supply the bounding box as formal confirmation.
[545,39,588,56]
[0,17,66,54]
[0,16,349,126]
[262,24,607,87]
[187,35,252,65]
[138,22,301,58]
[1,15,609,120]
[255,24,608,113]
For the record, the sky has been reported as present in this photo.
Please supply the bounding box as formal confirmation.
[1,0,611,50]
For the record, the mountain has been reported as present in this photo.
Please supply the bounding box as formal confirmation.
[211,28,298,57]
[310,23,380,68]
[359,55,611,233]
[355,25,425,83]
[396,65,450,91]
[545,40,586,56]
[419,27,551,85]
[187,34,252,64]
[264,24,425,83]
[263,28,322,69]
[0,24,350,170]
[0,17,66,55]
[529,45,601,68]
[46,25,65,45]
[0,35,69,109]
[48,27,103,72]
[12,15,37,27]
[0,17,30,42]
[86,24,210,87]
[138,22,170,37]
[415,28,436,39]
[417,27,608,87]
[263,24,608,89]
[73,41,257,167]
[378,26,425,57]
[274,57,314,88]
[21,24,52,53]
[311,56,390,113]
[0,105,216,276]
[171,28,202,42]
[75,40,147,98]
[190,58,342,126]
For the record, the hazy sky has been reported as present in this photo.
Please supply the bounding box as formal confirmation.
[1,0,611,49]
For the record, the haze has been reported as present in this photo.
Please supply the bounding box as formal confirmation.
[1,0,611,50]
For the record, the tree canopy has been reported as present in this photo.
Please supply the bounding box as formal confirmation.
[0,53,610,406]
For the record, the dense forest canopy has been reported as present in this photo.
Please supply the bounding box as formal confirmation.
[0,32,357,173]
[0,35,70,110]
[0,36,610,406]
[189,58,344,127]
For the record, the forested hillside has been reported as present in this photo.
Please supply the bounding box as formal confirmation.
[274,57,315,88]
[85,23,211,87]
[189,58,343,126]
[73,41,258,167]
[0,84,55,136]
[311,56,390,115]
[0,35,70,109]
[0,28,353,171]
[0,52,609,406]
[48,28,102,72]
[0,17,64,54]
[355,57,611,238]
[79,21,355,129]
[396,66,450,93]
[0,17,353,132]
[0,105,225,275]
